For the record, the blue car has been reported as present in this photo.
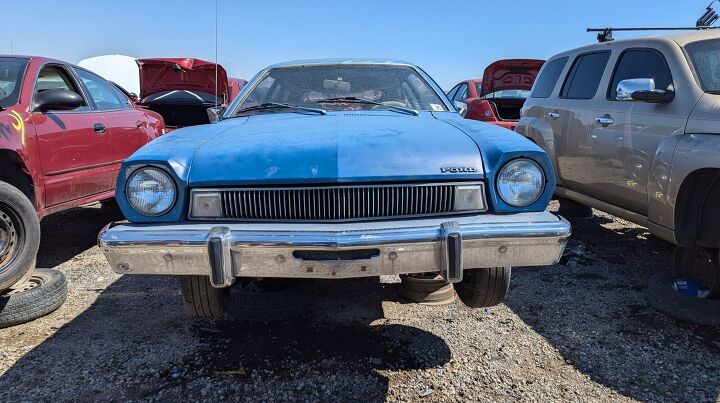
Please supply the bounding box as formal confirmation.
[98,59,571,317]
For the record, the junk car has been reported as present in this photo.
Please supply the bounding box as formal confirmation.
[98,59,571,317]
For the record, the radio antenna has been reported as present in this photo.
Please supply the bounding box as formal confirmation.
[214,0,219,105]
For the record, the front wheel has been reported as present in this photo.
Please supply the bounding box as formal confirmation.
[179,276,230,318]
[455,267,511,308]
[0,181,40,291]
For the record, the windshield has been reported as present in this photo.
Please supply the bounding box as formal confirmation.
[686,38,720,93]
[233,64,448,114]
[0,58,29,108]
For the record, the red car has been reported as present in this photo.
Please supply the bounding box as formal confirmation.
[0,55,164,290]
[448,59,544,130]
[227,77,248,103]
[136,58,229,128]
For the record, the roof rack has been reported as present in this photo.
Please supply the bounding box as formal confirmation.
[588,1,720,42]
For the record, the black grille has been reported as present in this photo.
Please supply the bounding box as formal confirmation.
[210,183,477,221]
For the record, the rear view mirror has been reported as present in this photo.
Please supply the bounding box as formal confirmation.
[207,106,226,123]
[323,79,351,92]
[454,101,467,117]
[35,89,83,112]
[616,78,674,103]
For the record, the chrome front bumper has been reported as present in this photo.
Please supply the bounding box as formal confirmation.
[98,212,571,288]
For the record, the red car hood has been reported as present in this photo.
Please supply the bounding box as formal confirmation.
[479,59,545,96]
[136,58,228,99]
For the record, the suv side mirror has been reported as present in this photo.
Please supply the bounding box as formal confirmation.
[616,78,674,103]
[453,101,467,117]
[207,105,226,123]
[35,89,83,112]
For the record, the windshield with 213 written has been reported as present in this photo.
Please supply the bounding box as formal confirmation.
[232,65,449,116]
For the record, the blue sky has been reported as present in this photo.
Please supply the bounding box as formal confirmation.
[1,0,708,89]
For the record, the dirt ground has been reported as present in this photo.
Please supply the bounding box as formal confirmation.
[0,201,718,402]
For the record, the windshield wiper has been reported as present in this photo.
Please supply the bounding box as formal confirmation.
[316,97,419,116]
[235,102,326,116]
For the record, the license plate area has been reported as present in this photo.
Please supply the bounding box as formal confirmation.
[292,249,380,261]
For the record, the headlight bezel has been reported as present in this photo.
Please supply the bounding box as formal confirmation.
[495,158,546,208]
[125,166,178,217]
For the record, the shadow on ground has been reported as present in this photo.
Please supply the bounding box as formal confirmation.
[506,212,720,402]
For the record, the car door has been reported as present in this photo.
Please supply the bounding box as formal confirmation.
[72,67,151,162]
[550,51,612,192]
[586,48,690,215]
[29,63,117,207]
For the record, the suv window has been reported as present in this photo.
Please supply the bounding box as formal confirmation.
[608,49,673,99]
[531,57,568,98]
[560,52,611,99]
[34,65,88,109]
[73,68,126,111]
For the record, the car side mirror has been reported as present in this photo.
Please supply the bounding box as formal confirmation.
[207,105,226,123]
[616,78,673,103]
[35,89,83,112]
[128,92,139,103]
[453,101,467,117]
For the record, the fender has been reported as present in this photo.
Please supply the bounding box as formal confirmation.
[650,133,720,242]
[515,114,560,186]
[0,107,44,212]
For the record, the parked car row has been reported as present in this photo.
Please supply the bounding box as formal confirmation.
[2,28,719,326]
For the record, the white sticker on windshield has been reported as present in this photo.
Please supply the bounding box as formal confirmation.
[430,104,444,111]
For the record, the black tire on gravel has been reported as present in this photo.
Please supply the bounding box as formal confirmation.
[398,273,457,305]
[179,275,230,318]
[647,272,720,327]
[0,268,68,329]
[228,278,313,322]
[0,180,40,291]
[455,267,511,308]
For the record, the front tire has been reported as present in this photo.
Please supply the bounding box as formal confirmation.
[0,181,40,291]
[673,246,720,296]
[455,267,511,308]
[179,276,230,318]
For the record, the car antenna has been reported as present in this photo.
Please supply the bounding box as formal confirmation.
[588,0,720,43]
[214,0,219,106]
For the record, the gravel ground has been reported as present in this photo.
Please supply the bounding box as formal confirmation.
[0,201,718,402]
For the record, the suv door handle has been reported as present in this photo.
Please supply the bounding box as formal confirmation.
[93,123,106,134]
[547,111,560,120]
[595,116,614,127]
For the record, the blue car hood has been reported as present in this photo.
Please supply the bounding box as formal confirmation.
[187,111,484,186]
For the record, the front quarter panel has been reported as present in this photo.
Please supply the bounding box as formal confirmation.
[434,112,556,213]
[116,118,249,222]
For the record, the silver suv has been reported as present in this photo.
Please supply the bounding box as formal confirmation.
[516,30,720,293]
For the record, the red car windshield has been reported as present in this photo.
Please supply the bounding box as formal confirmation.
[0,58,28,108]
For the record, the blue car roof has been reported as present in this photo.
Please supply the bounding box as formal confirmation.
[267,58,415,69]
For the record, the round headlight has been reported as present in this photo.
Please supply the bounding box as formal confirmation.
[496,159,545,207]
[126,167,176,216]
